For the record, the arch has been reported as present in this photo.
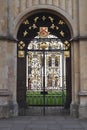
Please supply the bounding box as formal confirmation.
[13,5,74,39]
[17,11,71,47]
[17,6,72,113]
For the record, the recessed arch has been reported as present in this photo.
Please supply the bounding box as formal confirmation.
[13,5,74,39]
[17,8,72,115]
[17,10,71,48]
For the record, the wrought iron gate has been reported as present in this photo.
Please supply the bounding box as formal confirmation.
[25,36,70,115]
[17,11,72,115]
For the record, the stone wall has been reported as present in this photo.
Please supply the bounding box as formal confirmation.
[0,40,18,118]
[78,0,87,118]
[7,0,77,36]
[0,0,87,118]
[0,0,79,36]
[0,0,8,36]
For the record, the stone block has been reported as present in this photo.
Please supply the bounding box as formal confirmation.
[70,103,79,118]
[0,0,7,36]
[79,105,87,119]
[0,102,18,118]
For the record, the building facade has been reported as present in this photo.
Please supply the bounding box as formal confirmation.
[0,0,87,118]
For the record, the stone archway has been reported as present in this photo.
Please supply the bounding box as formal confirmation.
[13,5,74,39]
[16,9,73,115]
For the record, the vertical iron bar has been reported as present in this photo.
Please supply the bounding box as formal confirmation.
[43,50,45,115]
[62,51,64,107]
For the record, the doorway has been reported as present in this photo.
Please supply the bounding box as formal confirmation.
[17,11,72,115]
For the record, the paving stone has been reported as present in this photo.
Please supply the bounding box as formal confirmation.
[0,116,86,130]
[0,128,11,130]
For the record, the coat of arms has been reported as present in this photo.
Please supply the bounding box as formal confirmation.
[38,27,49,38]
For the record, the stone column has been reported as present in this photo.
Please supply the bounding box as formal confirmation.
[0,40,18,118]
[0,0,8,36]
[78,0,87,118]
[79,40,87,118]
[7,40,18,117]
[70,40,80,118]
[70,0,80,118]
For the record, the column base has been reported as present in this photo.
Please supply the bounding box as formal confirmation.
[0,102,18,118]
[79,105,87,118]
[70,103,79,118]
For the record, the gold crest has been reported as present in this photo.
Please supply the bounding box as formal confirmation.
[38,27,49,38]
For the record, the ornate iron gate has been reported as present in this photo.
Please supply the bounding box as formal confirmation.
[25,36,70,115]
[17,11,72,115]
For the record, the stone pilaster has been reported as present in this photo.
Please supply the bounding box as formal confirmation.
[0,40,18,118]
[0,89,18,118]
[78,40,87,118]
[0,0,8,36]
[70,40,80,117]
[78,91,87,118]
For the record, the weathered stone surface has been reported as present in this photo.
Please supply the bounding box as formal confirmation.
[32,0,39,5]
[0,102,18,118]
[70,103,79,118]
[79,105,87,118]
[47,0,53,5]
[79,0,87,36]
[6,0,75,36]
[0,0,87,118]
[0,0,7,36]
[0,40,17,118]
[79,41,87,91]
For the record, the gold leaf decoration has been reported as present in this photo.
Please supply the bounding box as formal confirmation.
[32,24,37,29]
[64,41,70,50]
[34,17,39,23]
[48,16,54,23]
[64,41,69,45]
[42,16,46,21]
[64,51,70,57]
[29,26,32,30]
[23,30,28,37]
[59,20,65,25]
[56,26,59,30]
[23,19,29,25]
[18,41,25,49]
[18,51,25,58]
[60,31,64,37]
[64,41,70,47]
[50,24,55,29]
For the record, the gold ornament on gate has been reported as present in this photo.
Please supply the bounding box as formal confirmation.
[18,51,25,58]
[64,51,70,57]
[40,42,48,49]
